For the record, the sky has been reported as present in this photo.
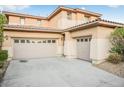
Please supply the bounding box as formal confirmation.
[0,5,124,23]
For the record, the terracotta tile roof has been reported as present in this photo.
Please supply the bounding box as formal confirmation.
[3,11,47,20]
[3,6,102,20]
[48,6,102,20]
[64,18,124,32]
[4,25,62,33]
[4,19,124,33]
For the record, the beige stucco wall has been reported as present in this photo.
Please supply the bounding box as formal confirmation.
[8,16,20,25]
[25,18,49,27]
[48,11,63,29]
[56,11,99,29]
[7,10,99,29]
[3,25,115,64]
[60,11,77,29]
[65,27,98,59]
[64,26,115,64]
[8,15,49,27]
[25,18,37,26]
[90,16,98,21]
[92,26,114,64]
[64,32,77,58]
[42,20,49,27]
[2,31,63,59]
[71,27,98,39]
[76,13,98,24]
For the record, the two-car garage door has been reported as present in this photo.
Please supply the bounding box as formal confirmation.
[76,36,91,61]
[13,38,57,59]
[13,37,91,60]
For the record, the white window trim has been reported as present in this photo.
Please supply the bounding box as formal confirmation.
[67,12,72,20]
[20,17,25,25]
[37,19,42,26]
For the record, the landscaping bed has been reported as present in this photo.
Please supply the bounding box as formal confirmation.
[0,61,10,82]
[95,62,124,78]
[96,27,124,78]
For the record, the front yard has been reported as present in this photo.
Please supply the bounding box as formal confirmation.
[1,58,124,87]
[0,61,10,81]
[95,61,124,78]
[95,27,124,78]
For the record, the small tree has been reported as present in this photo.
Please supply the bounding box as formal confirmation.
[110,27,124,56]
[0,13,7,50]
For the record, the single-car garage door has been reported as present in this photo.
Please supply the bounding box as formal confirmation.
[13,38,57,59]
[76,36,91,61]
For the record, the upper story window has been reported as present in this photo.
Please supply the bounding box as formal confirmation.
[84,16,90,22]
[20,17,25,25]
[37,19,42,26]
[67,12,72,20]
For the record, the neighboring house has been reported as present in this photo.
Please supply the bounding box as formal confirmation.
[2,6,124,64]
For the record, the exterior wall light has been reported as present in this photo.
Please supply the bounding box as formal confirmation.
[4,35,8,40]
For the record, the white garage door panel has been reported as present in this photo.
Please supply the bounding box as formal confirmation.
[13,39,57,59]
[76,37,91,61]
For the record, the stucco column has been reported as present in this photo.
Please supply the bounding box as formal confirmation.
[56,36,64,56]
[64,32,76,58]
[90,27,113,64]
[90,38,111,64]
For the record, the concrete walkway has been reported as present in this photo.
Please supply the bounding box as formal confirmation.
[0,57,124,87]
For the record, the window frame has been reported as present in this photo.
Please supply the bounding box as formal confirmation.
[20,40,25,43]
[85,38,88,42]
[43,40,46,43]
[20,17,25,25]
[14,39,19,43]
[67,11,72,20]
[81,39,83,42]
[47,40,51,43]
[26,40,30,43]
[89,38,91,42]
[37,41,42,43]
[52,40,56,43]
[32,41,35,43]
[37,19,42,26]
[77,39,80,42]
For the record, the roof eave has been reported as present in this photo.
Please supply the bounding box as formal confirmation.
[3,6,102,20]
[99,21,124,28]
[4,27,62,33]
[3,11,47,20]
[47,6,102,20]
[64,20,124,32]
[64,19,100,32]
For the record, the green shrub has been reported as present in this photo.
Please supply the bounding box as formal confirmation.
[121,55,124,62]
[107,53,122,64]
[0,50,8,61]
[0,61,4,68]
[110,27,124,56]
[0,50,8,68]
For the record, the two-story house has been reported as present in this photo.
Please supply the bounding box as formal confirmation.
[2,6,124,64]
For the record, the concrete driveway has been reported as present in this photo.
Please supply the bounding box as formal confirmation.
[0,57,124,87]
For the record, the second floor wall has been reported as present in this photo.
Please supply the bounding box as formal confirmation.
[5,8,100,29]
[47,10,99,29]
[8,15,49,27]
